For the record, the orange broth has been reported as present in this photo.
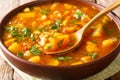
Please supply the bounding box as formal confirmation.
[3,2,120,66]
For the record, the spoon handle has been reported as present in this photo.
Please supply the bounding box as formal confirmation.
[82,0,120,31]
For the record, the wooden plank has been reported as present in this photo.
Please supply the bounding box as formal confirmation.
[96,0,120,17]
[0,0,19,22]
[13,71,24,80]
[0,56,13,80]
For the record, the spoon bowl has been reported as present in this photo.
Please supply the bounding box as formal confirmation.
[46,0,120,55]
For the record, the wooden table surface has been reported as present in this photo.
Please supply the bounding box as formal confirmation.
[0,0,120,80]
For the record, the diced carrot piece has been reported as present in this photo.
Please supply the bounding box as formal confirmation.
[92,24,104,37]
[17,12,35,18]
[86,41,99,53]
[28,56,40,63]
[48,37,57,51]
[59,35,70,47]
[4,38,15,47]
[71,61,83,65]
[81,56,93,63]
[47,59,59,66]
[8,42,22,54]
[102,37,117,46]
[47,35,70,51]
[24,50,33,59]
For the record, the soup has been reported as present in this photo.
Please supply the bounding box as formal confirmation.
[3,2,120,66]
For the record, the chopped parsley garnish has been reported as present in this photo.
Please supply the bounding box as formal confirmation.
[30,34,36,41]
[70,19,77,24]
[74,9,85,20]
[37,27,46,32]
[57,39,64,47]
[103,26,115,36]
[91,40,98,44]
[17,51,23,58]
[50,24,59,30]
[5,26,16,32]
[88,53,98,60]
[55,20,62,27]
[5,26,31,40]
[40,9,50,15]
[55,56,72,61]
[23,28,31,37]
[30,45,42,55]
[50,20,62,30]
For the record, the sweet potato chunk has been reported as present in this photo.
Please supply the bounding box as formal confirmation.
[8,42,22,54]
[28,56,40,63]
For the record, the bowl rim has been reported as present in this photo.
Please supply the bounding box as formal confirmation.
[0,0,120,69]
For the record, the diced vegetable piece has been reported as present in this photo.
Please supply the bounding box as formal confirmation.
[102,16,110,23]
[51,3,59,10]
[53,11,62,19]
[102,37,117,46]
[8,42,22,54]
[88,53,98,60]
[33,6,41,11]
[92,24,104,37]
[40,9,50,15]
[4,38,15,47]
[86,41,99,53]
[62,16,71,26]
[71,61,83,65]
[17,12,35,18]
[54,33,63,36]
[24,50,33,58]
[55,56,72,61]
[23,8,30,12]
[44,43,52,50]
[39,36,47,46]
[47,37,58,51]
[64,4,73,9]
[57,35,70,47]
[41,15,47,21]
[28,56,40,63]
[80,15,90,26]
[30,45,42,55]
[47,35,70,51]
[47,59,59,66]
[81,56,93,63]
[74,9,85,20]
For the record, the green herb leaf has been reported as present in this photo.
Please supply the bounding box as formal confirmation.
[74,9,85,19]
[55,20,62,27]
[50,24,59,30]
[88,53,98,60]
[30,45,42,55]
[30,34,36,41]
[40,9,50,15]
[23,28,31,37]
[91,40,98,44]
[103,26,115,36]
[70,19,77,24]
[57,39,64,47]
[5,26,16,32]
[56,56,72,61]
[37,27,46,32]
[17,51,23,58]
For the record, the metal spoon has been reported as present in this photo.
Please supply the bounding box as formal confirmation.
[46,0,120,55]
